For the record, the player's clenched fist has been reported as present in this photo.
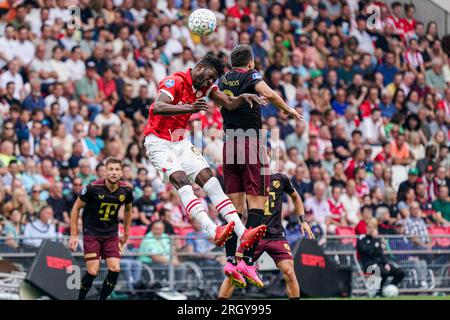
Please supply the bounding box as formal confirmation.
[188,98,208,113]
[69,235,79,252]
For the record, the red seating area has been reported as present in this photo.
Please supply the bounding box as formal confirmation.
[335,227,357,247]
[427,227,450,248]
[118,225,148,248]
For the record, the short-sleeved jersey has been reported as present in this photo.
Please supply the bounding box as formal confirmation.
[218,68,263,132]
[144,68,218,141]
[263,173,296,240]
[79,179,133,237]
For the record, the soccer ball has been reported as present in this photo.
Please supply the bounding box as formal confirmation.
[188,9,217,36]
[382,284,399,298]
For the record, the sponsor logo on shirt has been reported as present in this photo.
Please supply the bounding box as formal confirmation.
[165,79,175,88]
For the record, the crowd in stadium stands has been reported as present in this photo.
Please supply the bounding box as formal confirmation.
[0,0,449,268]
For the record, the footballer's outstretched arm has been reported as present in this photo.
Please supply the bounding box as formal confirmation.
[255,81,303,121]
[69,197,86,251]
[210,89,268,111]
[288,190,315,239]
[153,92,208,115]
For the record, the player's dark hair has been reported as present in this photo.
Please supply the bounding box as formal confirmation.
[198,53,225,76]
[230,44,254,68]
[105,157,122,167]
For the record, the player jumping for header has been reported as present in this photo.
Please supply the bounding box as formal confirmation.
[143,53,268,251]
[69,157,133,300]
[218,171,314,299]
[218,44,303,288]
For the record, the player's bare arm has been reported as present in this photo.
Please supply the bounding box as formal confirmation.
[120,202,133,249]
[153,91,208,115]
[210,89,268,110]
[255,81,303,121]
[288,191,315,239]
[69,197,86,252]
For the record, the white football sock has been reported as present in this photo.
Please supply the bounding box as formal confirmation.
[202,177,246,238]
[178,185,216,239]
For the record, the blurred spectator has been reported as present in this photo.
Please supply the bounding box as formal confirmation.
[22,206,58,248]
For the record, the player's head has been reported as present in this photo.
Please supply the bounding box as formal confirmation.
[192,53,225,90]
[230,44,255,69]
[104,157,123,184]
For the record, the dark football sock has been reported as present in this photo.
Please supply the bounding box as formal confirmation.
[243,208,264,266]
[289,297,300,300]
[78,272,96,300]
[225,213,241,265]
[99,270,119,300]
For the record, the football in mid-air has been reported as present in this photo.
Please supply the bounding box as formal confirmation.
[188,9,217,36]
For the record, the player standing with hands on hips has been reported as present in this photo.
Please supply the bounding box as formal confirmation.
[69,157,133,300]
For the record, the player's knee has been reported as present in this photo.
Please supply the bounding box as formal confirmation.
[170,172,191,189]
[86,267,99,277]
[108,265,120,273]
[282,266,296,282]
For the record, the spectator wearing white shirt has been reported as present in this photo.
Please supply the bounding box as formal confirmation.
[29,43,58,86]
[64,46,86,82]
[94,99,121,130]
[361,108,384,146]
[23,206,58,248]
[0,24,18,69]
[169,47,196,74]
[160,24,183,61]
[49,45,71,83]
[44,83,69,115]
[340,179,361,226]
[150,47,168,84]
[404,38,425,75]
[0,59,24,101]
[350,15,375,56]
[15,26,35,66]
[138,64,158,100]
[48,0,71,25]
[130,0,148,24]
[304,181,331,231]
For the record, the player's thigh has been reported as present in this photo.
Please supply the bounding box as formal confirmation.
[246,194,267,210]
[267,240,294,266]
[177,139,211,182]
[228,192,246,213]
[106,258,121,273]
[100,235,121,263]
[143,134,183,182]
[83,235,102,263]
[251,239,268,262]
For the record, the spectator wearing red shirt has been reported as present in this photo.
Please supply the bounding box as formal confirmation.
[355,167,370,199]
[226,0,250,19]
[355,205,374,235]
[97,66,118,102]
[344,147,366,180]
[359,86,380,118]
[374,141,392,165]
[327,185,347,234]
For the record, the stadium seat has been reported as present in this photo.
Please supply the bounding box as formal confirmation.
[335,227,357,247]
[119,225,148,248]
[427,227,450,248]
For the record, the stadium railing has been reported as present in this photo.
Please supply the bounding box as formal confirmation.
[1,234,450,298]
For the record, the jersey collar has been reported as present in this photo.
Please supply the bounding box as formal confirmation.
[232,67,250,73]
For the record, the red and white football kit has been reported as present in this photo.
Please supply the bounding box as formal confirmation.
[143,68,218,182]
